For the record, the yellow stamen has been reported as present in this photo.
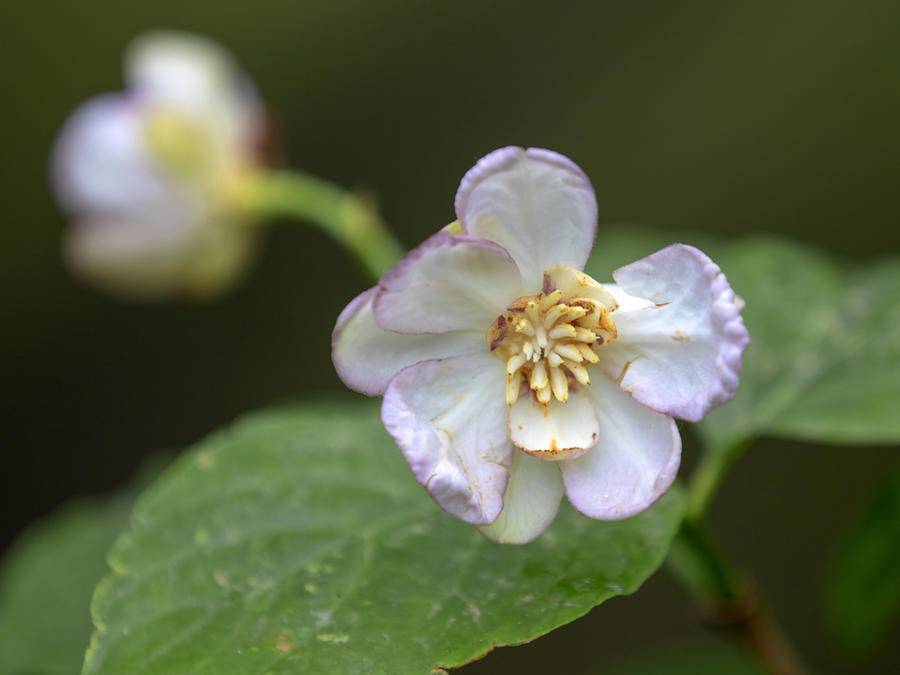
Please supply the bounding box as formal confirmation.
[542,304,568,328]
[530,361,548,390]
[549,366,569,402]
[536,384,552,404]
[486,268,617,406]
[539,290,563,311]
[576,343,600,363]
[564,360,591,385]
[506,371,523,405]
[507,353,527,375]
[548,324,576,340]
[554,343,583,362]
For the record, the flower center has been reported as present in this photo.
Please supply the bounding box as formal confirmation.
[487,285,617,405]
[143,108,218,180]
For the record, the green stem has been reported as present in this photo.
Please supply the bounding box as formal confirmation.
[667,524,809,675]
[240,170,404,281]
[666,519,740,607]
[686,437,752,522]
[666,437,810,675]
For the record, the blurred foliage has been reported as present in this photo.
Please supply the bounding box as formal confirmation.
[0,500,118,675]
[826,467,900,658]
[604,641,764,675]
[0,456,166,675]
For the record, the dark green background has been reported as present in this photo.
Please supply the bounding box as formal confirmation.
[1,1,898,672]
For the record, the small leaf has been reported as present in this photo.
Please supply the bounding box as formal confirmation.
[0,458,163,675]
[826,467,900,656]
[83,401,684,674]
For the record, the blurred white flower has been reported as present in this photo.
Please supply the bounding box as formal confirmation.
[52,31,267,299]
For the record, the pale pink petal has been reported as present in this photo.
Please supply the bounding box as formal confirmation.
[508,387,599,461]
[125,31,263,150]
[373,231,523,334]
[455,147,597,291]
[600,244,750,422]
[560,374,681,520]
[382,354,513,524]
[603,283,654,312]
[479,451,563,544]
[63,214,255,300]
[51,95,193,221]
[332,288,483,396]
[64,215,201,299]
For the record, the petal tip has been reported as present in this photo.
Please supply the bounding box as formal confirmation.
[380,356,511,526]
[611,243,750,422]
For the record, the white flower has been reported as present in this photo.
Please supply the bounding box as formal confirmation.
[52,31,265,299]
[332,147,749,544]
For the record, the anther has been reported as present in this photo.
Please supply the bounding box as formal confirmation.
[539,290,562,311]
[576,343,600,363]
[530,361,548,390]
[548,324,576,340]
[506,371,523,405]
[549,366,569,402]
[564,360,591,385]
[542,304,568,328]
[507,353,527,375]
[573,327,597,342]
[553,344,583,362]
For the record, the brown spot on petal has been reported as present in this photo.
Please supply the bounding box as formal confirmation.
[486,315,507,351]
[542,272,555,295]
[615,360,632,384]
[523,444,589,462]
[671,329,690,342]
[507,295,538,312]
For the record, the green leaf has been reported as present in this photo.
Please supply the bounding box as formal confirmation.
[826,467,900,656]
[0,459,163,675]
[587,226,900,449]
[605,641,764,675]
[701,241,900,448]
[83,401,684,675]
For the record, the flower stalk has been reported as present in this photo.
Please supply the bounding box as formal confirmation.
[687,437,753,521]
[666,443,811,675]
[239,170,404,280]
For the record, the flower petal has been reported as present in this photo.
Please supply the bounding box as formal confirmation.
[64,215,201,298]
[382,354,513,524]
[332,288,483,396]
[373,231,523,334]
[560,374,681,520]
[509,387,599,461]
[455,147,597,290]
[126,31,262,144]
[63,215,255,300]
[600,244,750,422]
[51,95,193,220]
[479,451,563,544]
